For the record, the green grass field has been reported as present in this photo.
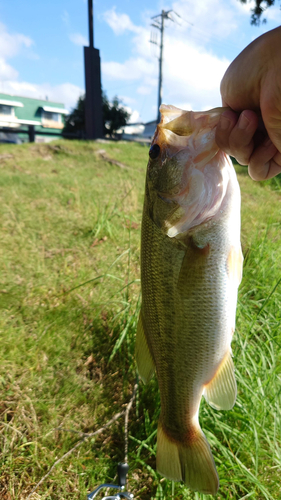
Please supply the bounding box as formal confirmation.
[0,140,281,499]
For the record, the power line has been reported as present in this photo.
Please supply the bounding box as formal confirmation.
[172,12,242,52]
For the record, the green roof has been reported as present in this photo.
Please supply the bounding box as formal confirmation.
[0,93,67,137]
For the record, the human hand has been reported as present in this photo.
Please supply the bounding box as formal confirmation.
[215,27,281,181]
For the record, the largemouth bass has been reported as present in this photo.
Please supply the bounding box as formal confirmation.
[136,104,243,495]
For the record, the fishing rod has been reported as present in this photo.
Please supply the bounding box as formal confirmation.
[87,382,138,499]
[87,462,133,500]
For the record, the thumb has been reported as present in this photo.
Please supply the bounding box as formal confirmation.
[261,70,281,153]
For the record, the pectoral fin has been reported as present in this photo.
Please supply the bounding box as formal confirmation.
[135,309,155,383]
[203,351,237,411]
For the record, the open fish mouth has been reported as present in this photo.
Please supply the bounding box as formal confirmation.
[150,104,228,171]
[159,104,228,136]
[147,105,231,238]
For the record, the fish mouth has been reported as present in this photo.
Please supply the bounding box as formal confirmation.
[152,105,227,167]
[158,104,228,138]
[149,105,232,238]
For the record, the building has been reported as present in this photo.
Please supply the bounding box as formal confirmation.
[118,120,157,143]
[0,93,68,143]
[118,122,145,141]
[142,120,157,140]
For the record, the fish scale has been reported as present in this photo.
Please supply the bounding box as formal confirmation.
[135,104,243,495]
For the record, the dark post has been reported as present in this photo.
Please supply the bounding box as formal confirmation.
[84,0,103,139]
[88,0,94,48]
[28,125,35,143]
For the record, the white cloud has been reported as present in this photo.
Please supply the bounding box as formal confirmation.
[43,82,83,111]
[0,80,83,111]
[69,32,88,46]
[262,5,281,20]
[0,23,35,82]
[0,22,40,81]
[137,86,152,96]
[100,1,281,122]
[103,7,141,35]
[102,5,231,114]
[0,22,34,60]
[162,35,230,109]
[171,0,238,40]
[119,95,136,105]
[5,81,38,94]
[62,10,70,26]
[0,22,82,112]
[126,107,140,123]
[0,58,18,80]
[102,57,156,83]
[232,0,256,14]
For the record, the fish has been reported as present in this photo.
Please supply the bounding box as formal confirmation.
[135,104,243,495]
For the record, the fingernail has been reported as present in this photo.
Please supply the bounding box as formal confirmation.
[238,113,250,130]
[220,115,231,130]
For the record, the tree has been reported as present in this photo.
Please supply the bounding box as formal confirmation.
[63,95,85,137]
[63,92,130,138]
[102,94,130,137]
[240,0,278,25]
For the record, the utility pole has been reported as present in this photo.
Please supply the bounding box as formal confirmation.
[84,0,103,139]
[151,10,173,123]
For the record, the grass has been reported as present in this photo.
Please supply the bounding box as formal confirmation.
[0,140,281,499]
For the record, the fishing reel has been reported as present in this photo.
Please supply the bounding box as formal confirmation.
[87,462,134,500]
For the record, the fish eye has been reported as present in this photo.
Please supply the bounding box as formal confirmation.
[149,144,160,160]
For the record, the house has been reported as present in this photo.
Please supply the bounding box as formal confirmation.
[0,93,68,143]
[118,120,157,143]
[118,122,145,141]
[142,120,157,140]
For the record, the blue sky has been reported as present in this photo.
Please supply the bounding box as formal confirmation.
[0,0,280,123]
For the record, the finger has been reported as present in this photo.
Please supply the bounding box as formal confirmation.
[216,110,259,165]
[215,109,239,154]
[248,137,279,180]
[227,110,259,165]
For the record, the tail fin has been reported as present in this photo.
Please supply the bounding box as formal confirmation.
[157,421,219,495]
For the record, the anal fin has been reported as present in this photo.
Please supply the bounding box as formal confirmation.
[135,309,155,383]
[203,351,237,410]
